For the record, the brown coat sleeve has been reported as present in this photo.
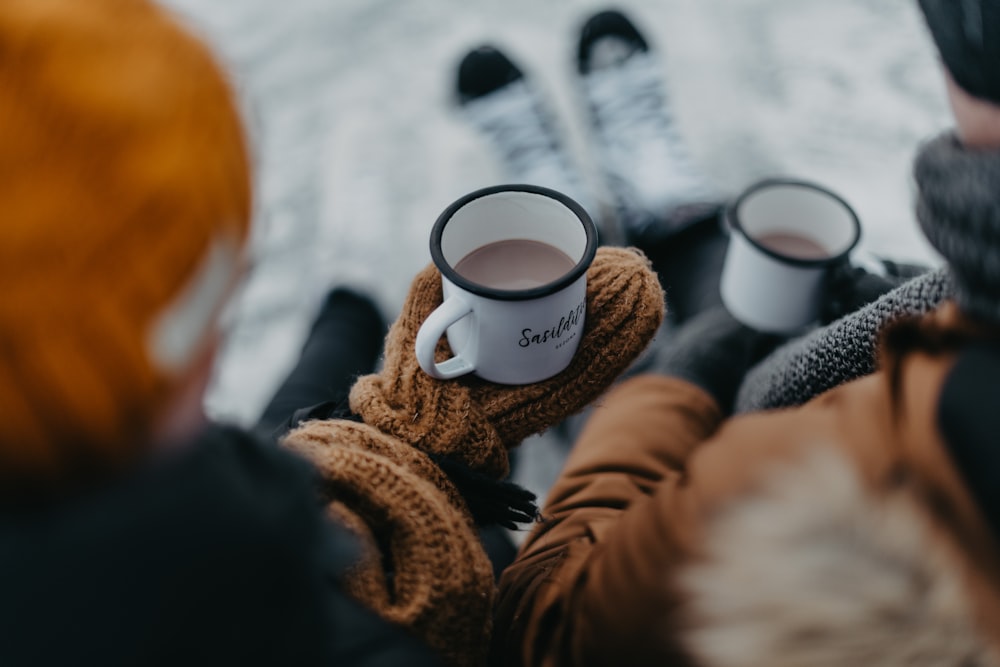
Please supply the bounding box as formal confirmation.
[493,329,1000,667]
[493,375,722,667]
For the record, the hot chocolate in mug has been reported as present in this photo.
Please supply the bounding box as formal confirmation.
[415,184,598,384]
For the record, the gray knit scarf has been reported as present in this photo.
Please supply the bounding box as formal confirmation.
[735,132,1000,412]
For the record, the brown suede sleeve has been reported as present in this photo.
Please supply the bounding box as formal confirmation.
[492,375,722,667]
[493,337,1000,667]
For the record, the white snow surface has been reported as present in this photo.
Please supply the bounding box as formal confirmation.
[156,0,951,443]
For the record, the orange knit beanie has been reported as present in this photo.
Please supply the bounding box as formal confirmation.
[0,0,251,495]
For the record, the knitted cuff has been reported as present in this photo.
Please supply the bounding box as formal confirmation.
[916,132,1000,323]
[735,269,955,413]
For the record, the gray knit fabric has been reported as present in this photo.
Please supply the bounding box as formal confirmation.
[734,268,955,412]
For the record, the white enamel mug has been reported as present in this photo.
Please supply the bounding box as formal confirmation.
[415,184,598,384]
[720,180,861,333]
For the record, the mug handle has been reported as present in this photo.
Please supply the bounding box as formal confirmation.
[415,295,477,379]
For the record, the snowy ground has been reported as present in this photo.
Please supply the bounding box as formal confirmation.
[158,0,953,501]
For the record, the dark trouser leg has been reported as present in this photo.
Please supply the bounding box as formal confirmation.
[640,213,729,326]
[479,525,517,581]
[255,289,386,437]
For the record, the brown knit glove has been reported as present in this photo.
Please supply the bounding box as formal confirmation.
[349,245,666,480]
[281,246,664,667]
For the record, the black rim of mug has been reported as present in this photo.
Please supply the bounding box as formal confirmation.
[724,178,862,268]
[430,183,599,301]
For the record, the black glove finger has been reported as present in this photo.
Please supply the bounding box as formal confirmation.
[822,264,902,324]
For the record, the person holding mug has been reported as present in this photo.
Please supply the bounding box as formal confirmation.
[491,2,1000,665]
[0,1,667,666]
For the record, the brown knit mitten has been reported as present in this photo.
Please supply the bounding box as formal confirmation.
[350,246,665,479]
[282,419,494,667]
[281,246,663,667]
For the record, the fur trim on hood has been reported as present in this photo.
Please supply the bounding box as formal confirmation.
[679,445,999,667]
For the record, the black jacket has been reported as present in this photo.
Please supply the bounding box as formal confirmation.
[0,426,443,667]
